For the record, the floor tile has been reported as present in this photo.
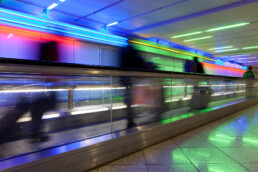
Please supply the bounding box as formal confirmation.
[98,165,148,172]
[107,151,146,165]
[143,148,191,164]
[147,164,198,172]
[241,137,258,149]
[240,162,258,172]
[173,136,215,148]
[205,135,253,148]
[147,139,177,150]
[195,163,249,172]
[181,148,236,164]
[220,147,258,163]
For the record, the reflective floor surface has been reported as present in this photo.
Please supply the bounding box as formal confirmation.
[91,104,258,172]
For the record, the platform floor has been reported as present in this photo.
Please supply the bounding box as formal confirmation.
[91,104,258,172]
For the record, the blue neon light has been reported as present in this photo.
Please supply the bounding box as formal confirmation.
[0,8,127,41]
[0,7,127,46]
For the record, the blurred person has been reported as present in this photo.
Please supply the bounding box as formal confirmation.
[244,66,255,98]
[0,41,58,143]
[185,57,211,110]
[243,66,255,78]
[119,45,146,128]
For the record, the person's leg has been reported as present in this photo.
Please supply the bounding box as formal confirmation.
[30,93,56,141]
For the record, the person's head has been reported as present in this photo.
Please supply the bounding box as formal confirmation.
[248,66,253,71]
[193,57,198,62]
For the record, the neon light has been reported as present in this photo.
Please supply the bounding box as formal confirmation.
[215,48,238,53]
[183,36,213,42]
[7,33,14,38]
[246,61,258,63]
[171,31,203,38]
[229,54,250,57]
[47,3,58,10]
[129,40,215,61]
[0,19,127,46]
[107,22,119,27]
[0,7,127,46]
[0,7,127,40]
[60,0,66,2]
[206,22,250,32]
[238,57,256,60]
[242,46,258,49]
[208,46,234,50]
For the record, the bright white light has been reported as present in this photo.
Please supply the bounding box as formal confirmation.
[59,0,66,2]
[0,88,68,93]
[43,113,60,119]
[7,33,14,39]
[107,22,118,27]
[208,46,234,50]
[71,108,109,115]
[47,3,58,10]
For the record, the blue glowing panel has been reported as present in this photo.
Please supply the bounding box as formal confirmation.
[74,41,100,65]
[0,31,40,60]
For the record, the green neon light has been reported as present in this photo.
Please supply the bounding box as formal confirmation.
[171,31,203,38]
[208,46,234,50]
[183,36,213,42]
[242,46,258,49]
[206,22,250,32]
[215,48,238,53]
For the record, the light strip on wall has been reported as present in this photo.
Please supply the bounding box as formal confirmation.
[183,36,213,42]
[242,46,258,49]
[171,31,203,38]
[208,46,234,50]
[0,8,127,40]
[0,8,127,46]
[229,54,250,57]
[0,17,126,46]
[206,23,250,32]
[129,40,215,61]
[238,57,256,60]
[215,48,239,53]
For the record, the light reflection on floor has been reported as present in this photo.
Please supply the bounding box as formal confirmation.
[92,104,258,172]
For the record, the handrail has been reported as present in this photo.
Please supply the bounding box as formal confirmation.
[0,57,256,81]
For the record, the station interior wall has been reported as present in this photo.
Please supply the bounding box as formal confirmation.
[0,25,245,77]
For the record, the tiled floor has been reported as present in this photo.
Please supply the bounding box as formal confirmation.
[92,104,258,172]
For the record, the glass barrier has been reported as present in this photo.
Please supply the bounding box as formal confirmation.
[0,69,257,160]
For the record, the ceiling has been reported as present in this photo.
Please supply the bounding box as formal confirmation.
[1,0,258,66]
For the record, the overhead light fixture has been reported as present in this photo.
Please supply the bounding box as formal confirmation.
[229,54,250,57]
[0,8,128,46]
[246,61,258,63]
[47,3,58,10]
[183,36,213,42]
[208,46,234,50]
[59,0,66,2]
[107,22,119,27]
[242,46,258,49]
[206,22,250,32]
[171,31,203,38]
[215,48,239,53]
[238,57,256,60]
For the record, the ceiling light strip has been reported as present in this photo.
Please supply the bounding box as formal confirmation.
[206,22,250,32]
[215,48,239,53]
[183,36,213,42]
[129,40,215,61]
[171,31,203,38]
[242,46,258,49]
[208,46,234,50]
